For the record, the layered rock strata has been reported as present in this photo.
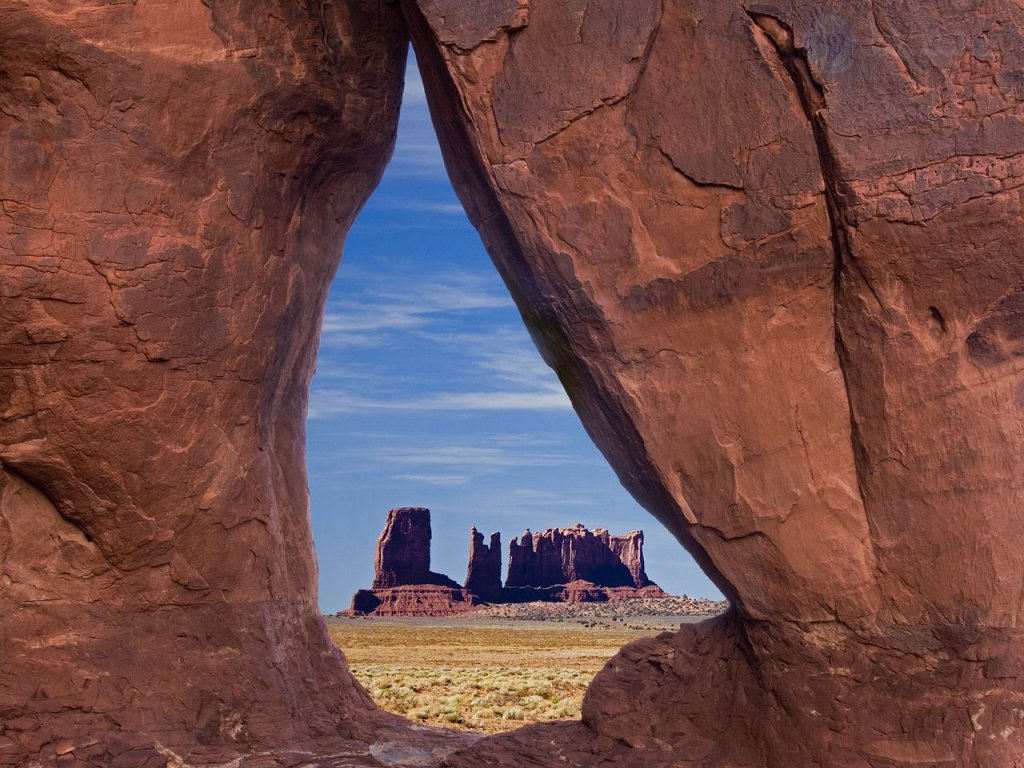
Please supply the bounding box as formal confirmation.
[401,0,1024,765]
[373,507,461,589]
[353,507,468,617]
[351,584,474,617]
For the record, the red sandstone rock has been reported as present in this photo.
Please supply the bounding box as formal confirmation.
[356,516,658,613]
[0,1,432,764]
[352,585,474,617]
[464,527,502,603]
[506,524,654,589]
[501,580,667,604]
[373,507,460,589]
[608,531,652,589]
[403,0,1024,764]
[6,0,1024,765]
[351,508,465,616]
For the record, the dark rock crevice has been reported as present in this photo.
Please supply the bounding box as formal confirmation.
[747,8,889,618]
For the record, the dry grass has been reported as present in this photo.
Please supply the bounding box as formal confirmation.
[328,619,652,733]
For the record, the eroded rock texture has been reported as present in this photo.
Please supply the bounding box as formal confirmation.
[373,507,460,589]
[506,525,653,589]
[351,583,473,617]
[464,527,502,602]
[6,0,1024,765]
[351,507,469,616]
[0,1,443,764]
[354,516,660,614]
[402,0,1024,765]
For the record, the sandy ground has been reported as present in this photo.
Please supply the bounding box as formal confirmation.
[326,598,726,731]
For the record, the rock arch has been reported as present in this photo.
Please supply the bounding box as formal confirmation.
[2,1,1024,766]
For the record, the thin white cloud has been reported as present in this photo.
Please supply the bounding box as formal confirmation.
[307,386,571,418]
[415,329,564,391]
[377,200,466,215]
[311,311,574,418]
[387,52,449,177]
[380,444,576,469]
[505,489,598,506]
[392,473,472,487]
[402,54,428,105]
[320,272,511,339]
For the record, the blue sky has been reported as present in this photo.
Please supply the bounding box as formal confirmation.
[307,54,721,613]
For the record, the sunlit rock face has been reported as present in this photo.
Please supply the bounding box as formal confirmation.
[402,0,1024,765]
[351,507,471,617]
[0,1,415,763]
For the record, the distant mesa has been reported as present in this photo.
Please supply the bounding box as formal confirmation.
[351,507,469,617]
[371,507,461,590]
[465,527,502,603]
[348,508,667,616]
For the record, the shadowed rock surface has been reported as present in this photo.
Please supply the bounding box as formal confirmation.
[464,527,502,603]
[4,0,1024,765]
[506,525,653,590]
[373,507,461,590]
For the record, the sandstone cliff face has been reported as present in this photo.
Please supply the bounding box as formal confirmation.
[608,531,651,589]
[373,507,460,589]
[352,508,467,616]
[355,516,658,615]
[402,0,1024,764]
[0,1,416,763]
[506,525,651,589]
[464,527,502,602]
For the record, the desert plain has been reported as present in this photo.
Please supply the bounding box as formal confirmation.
[329,597,726,733]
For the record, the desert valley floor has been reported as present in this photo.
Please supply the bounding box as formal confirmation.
[328,597,726,733]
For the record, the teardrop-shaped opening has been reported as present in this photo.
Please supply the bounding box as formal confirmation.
[308,50,723,734]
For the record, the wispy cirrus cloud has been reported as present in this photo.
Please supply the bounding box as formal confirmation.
[386,55,447,177]
[308,325,573,418]
[391,473,472,487]
[307,387,570,418]
[319,271,512,344]
[378,443,576,469]
[371,199,466,216]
